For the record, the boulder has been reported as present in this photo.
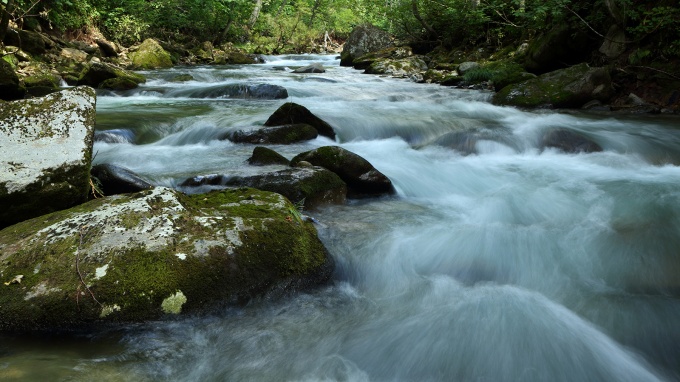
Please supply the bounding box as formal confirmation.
[248,146,291,166]
[129,39,173,69]
[222,167,347,209]
[264,102,335,139]
[492,63,614,108]
[523,24,592,74]
[90,163,153,196]
[23,71,62,97]
[175,83,288,99]
[353,46,413,70]
[599,25,627,58]
[292,63,326,73]
[540,129,603,153]
[0,59,25,101]
[0,187,334,331]
[77,62,146,90]
[60,47,88,63]
[3,29,46,55]
[290,146,395,198]
[457,62,480,75]
[229,124,318,144]
[95,39,119,57]
[340,24,393,67]
[0,86,96,229]
[364,56,428,78]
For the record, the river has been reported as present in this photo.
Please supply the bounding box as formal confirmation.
[2,54,680,381]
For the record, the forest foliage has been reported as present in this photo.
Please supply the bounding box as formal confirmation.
[1,0,679,57]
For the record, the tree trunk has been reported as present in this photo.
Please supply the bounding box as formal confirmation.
[411,0,437,39]
[249,0,263,29]
[0,0,16,44]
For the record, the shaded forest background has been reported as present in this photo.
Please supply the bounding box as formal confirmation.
[1,0,679,59]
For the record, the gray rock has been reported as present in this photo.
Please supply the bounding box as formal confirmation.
[0,187,334,331]
[290,146,395,198]
[174,83,288,100]
[230,124,318,144]
[248,146,291,166]
[90,163,153,196]
[457,62,480,75]
[340,24,393,67]
[264,102,335,139]
[60,47,88,63]
[96,39,119,57]
[0,86,96,228]
[365,56,428,78]
[293,63,325,73]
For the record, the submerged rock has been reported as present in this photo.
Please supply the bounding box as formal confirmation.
[0,187,334,331]
[0,86,96,229]
[264,102,335,139]
[340,24,393,67]
[492,63,614,108]
[540,129,603,153]
[290,146,395,198]
[90,163,153,196]
[292,63,325,73]
[128,38,173,69]
[248,146,291,166]
[230,124,318,144]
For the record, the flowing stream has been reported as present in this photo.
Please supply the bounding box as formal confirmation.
[2,54,680,381]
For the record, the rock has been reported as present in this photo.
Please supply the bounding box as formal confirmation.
[340,24,393,67]
[457,62,480,75]
[365,56,428,78]
[483,60,536,91]
[264,102,335,139]
[2,29,46,55]
[222,167,347,209]
[170,74,194,82]
[0,59,25,101]
[90,163,153,196]
[71,41,99,55]
[0,86,96,229]
[611,93,660,114]
[230,124,318,144]
[60,48,88,63]
[129,39,173,69]
[292,63,326,73]
[290,146,395,198]
[94,129,135,144]
[176,83,288,99]
[77,62,146,90]
[492,63,614,108]
[23,71,62,97]
[599,25,627,58]
[0,187,334,331]
[248,146,291,166]
[541,129,603,153]
[353,46,413,70]
[523,24,592,74]
[95,39,119,57]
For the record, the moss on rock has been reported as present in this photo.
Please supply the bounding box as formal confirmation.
[129,39,173,69]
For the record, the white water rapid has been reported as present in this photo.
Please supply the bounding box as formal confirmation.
[2,54,679,381]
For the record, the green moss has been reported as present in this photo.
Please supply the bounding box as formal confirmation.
[129,39,173,69]
[161,291,187,314]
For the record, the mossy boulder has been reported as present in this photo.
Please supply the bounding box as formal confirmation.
[353,46,413,69]
[264,102,335,139]
[492,63,614,109]
[0,187,334,331]
[340,24,393,67]
[229,124,318,144]
[248,146,291,166]
[484,60,535,91]
[0,86,95,229]
[2,29,46,55]
[77,62,146,90]
[365,56,428,79]
[23,72,61,89]
[290,146,395,198]
[90,163,153,196]
[129,39,173,69]
[0,58,25,101]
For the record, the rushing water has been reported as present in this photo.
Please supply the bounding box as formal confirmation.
[2,54,680,381]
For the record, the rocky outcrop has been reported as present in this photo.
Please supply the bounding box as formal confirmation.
[340,24,393,67]
[128,38,173,69]
[229,124,318,144]
[541,129,603,153]
[248,146,291,166]
[492,63,614,108]
[290,146,395,198]
[264,102,335,139]
[0,86,96,229]
[365,56,427,79]
[0,58,25,101]
[90,163,153,196]
[0,187,334,331]
[77,62,146,90]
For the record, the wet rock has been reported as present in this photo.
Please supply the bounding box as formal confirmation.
[178,83,288,99]
[0,187,334,331]
[223,167,347,209]
[290,146,395,198]
[340,24,393,67]
[365,56,427,78]
[353,46,413,70]
[96,39,119,58]
[292,63,325,73]
[129,39,173,69]
[541,129,603,153]
[94,129,135,144]
[90,163,153,196]
[77,62,146,90]
[0,86,96,229]
[493,63,614,108]
[264,102,335,139]
[0,59,25,101]
[230,124,318,144]
[248,146,291,166]
[170,74,194,82]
